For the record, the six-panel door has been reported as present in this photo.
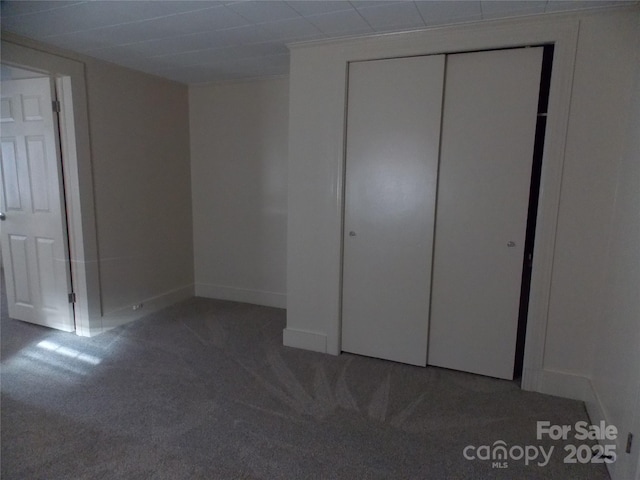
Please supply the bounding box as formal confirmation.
[0,77,74,332]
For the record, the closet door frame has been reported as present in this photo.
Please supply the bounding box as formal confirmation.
[286,15,580,394]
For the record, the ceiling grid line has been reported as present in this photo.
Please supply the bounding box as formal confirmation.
[413,1,428,26]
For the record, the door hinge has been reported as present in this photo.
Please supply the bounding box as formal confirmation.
[68,292,76,304]
[626,433,634,454]
[52,100,61,113]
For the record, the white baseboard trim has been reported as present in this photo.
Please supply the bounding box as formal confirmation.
[195,282,286,309]
[283,327,327,353]
[78,284,195,336]
[537,369,593,402]
[584,378,604,423]
[584,379,636,480]
[530,371,637,480]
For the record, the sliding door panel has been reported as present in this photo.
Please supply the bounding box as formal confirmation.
[428,47,543,379]
[342,55,445,366]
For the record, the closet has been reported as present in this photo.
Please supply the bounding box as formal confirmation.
[341,47,543,379]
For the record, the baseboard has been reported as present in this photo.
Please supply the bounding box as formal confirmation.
[584,378,604,424]
[78,283,195,336]
[537,369,592,402]
[80,326,107,337]
[584,379,638,480]
[283,327,327,353]
[195,282,286,309]
[534,371,637,479]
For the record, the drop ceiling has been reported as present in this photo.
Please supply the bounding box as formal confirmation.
[0,0,635,84]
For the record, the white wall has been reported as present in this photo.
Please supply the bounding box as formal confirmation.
[86,59,194,327]
[2,34,194,334]
[189,77,288,308]
[285,5,639,402]
[541,9,638,384]
[586,24,640,479]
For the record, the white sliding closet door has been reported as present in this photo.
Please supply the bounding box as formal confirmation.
[428,47,543,379]
[341,55,445,366]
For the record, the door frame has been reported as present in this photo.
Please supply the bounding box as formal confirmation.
[329,21,580,393]
[340,46,547,378]
[1,35,102,336]
[285,13,582,394]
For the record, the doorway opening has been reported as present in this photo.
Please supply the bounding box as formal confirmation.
[514,44,555,380]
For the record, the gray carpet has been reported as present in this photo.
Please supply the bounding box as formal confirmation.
[1,273,610,479]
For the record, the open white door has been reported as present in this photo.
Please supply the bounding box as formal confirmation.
[427,48,543,379]
[341,55,445,366]
[0,76,75,332]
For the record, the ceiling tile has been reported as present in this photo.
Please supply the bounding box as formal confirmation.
[286,1,356,16]
[42,30,118,53]
[306,10,374,35]
[43,20,193,52]
[207,24,284,45]
[481,1,547,19]
[239,42,291,58]
[97,30,235,57]
[108,1,228,19]
[355,2,426,30]
[350,1,407,8]
[4,0,629,85]
[415,1,482,25]
[226,1,301,23]
[545,0,634,12]
[0,1,84,17]
[45,4,253,50]
[40,4,251,48]
[126,5,252,37]
[253,16,324,41]
[0,4,119,38]
[2,1,221,38]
